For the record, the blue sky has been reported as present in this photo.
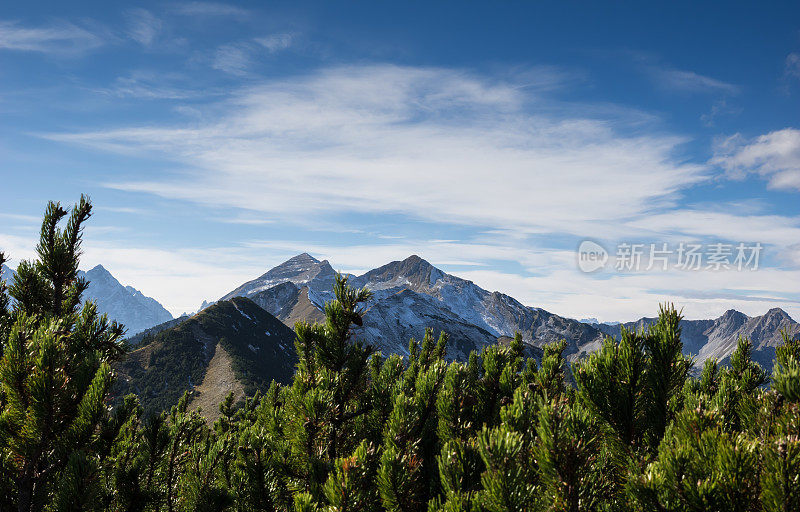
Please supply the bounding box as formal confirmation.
[2,1,800,320]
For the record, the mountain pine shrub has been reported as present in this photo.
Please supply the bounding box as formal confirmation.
[0,197,799,511]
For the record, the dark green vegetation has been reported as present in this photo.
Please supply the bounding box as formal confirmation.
[1,197,800,512]
[114,297,296,417]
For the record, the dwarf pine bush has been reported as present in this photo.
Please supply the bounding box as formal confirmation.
[1,197,799,511]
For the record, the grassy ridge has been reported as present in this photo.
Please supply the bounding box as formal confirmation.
[112,296,296,416]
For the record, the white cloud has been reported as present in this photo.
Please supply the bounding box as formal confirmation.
[212,43,252,74]
[0,233,37,263]
[0,213,40,224]
[36,64,800,321]
[97,70,215,100]
[256,33,293,53]
[0,20,103,54]
[211,34,294,75]
[712,129,800,192]
[125,9,162,47]
[46,64,707,238]
[647,65,739,95]
[627,210,800,247]
[171,2,250,18]
[786,53,800,81]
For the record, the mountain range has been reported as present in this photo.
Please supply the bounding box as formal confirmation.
[591,307,799,370]
[215,253,799,370]
[6,253,799,417]
[220,253,602,361]
[6,255,798,370]
[134,252,797,416]
[1,263,173,335]
[224,254,799,368]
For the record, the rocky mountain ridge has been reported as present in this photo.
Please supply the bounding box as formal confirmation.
[2,263,172,335]
[596,307,799,371]
[226,254,605,361]
[80,265,173,335]
[114,296,296,417]
[224,253,798,368]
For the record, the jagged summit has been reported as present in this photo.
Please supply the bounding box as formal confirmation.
[764,307,791,320]
[357,254,444,291]
[596,307,799,371]
[221,253,335,302]
[85,264,117,284]
[277,252,321,268]
[716,309,749,325]
[2,263,171,334]
[256,253,324,280]
[78,266,173,335]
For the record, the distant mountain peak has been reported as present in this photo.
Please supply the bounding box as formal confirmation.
[403,254,426,264]
[765,307,791,320]
[386,254,436,274]
[719,309,748,321]
[269,253,324,273]
[359,255,446,290]
[76,265,172,335]
[221,252,335,302]
[285,252,320,265]
[85,264,118,284]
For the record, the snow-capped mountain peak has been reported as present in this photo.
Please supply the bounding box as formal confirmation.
[2,263,171,335]
[77,265,173,335]
[222,254,603,361]
[355,255,446,292]
[85,264,118,285]
[221,253,335,302]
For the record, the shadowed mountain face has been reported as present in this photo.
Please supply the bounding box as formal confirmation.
[3,263,172,336]
[596,307,800,371]
[114,297,296,417]
[224,254,605,361]
[246,281,326,327]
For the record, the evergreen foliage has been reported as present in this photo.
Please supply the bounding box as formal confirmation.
[1,198,799,511]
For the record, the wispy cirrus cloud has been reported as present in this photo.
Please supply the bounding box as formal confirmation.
[96,70,217,100]
[786,53,800,82]
[712,128,800,192]
[46,64,707,237]
[212,42,253,74]
[0,19,104,55]
[38,63,800,319]
[211,33,297,75]
[256,33,294,53]
[171,2,250,18]
[647,65,739,95]
[125,8,162,47]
